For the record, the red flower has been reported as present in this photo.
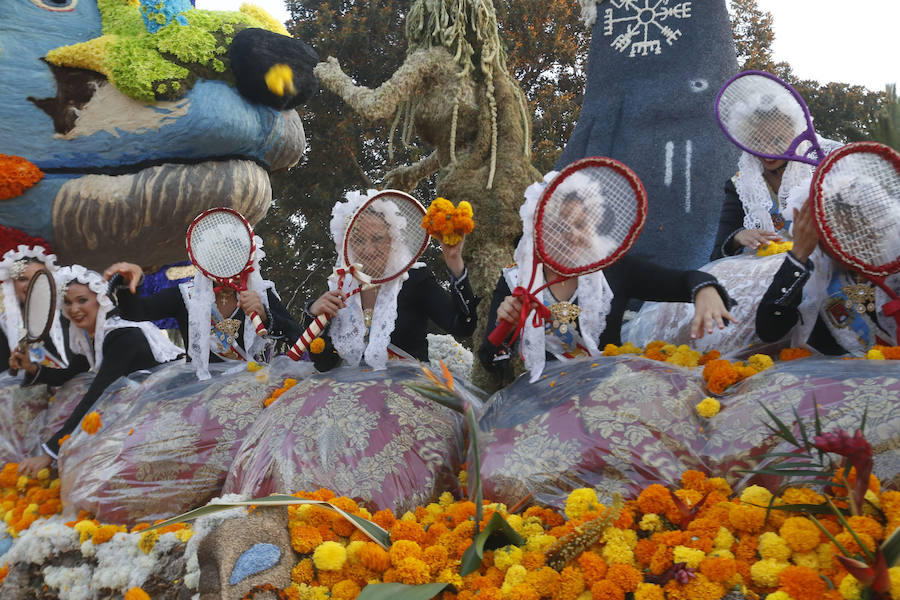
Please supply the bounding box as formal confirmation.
[813,429,873,512]
[835,549,891,599]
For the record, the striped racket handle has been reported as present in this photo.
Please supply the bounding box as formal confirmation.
[487,320,516,347]
[286,313,331,361]
[249,311,268,337]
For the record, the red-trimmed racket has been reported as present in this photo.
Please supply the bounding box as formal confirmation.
[9,268,57,376]
[809,141,900,341]
[286,190,429,360]
[186,207,268,337]
[488,156,648,346]
[716,70,827,166]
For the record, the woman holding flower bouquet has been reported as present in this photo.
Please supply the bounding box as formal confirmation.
[304,191,478,372]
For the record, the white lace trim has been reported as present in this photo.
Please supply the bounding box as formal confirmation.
[328,189,415,371]
[514,172,614,382]
[184,235,274,380]
[57,266,181,370]
[0,245,66,364]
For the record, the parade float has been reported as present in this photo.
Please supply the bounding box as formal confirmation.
[0,0,898,599]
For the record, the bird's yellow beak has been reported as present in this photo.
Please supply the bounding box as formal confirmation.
[265,63,296,97]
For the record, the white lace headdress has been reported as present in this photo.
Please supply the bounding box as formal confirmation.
[186,235,275,380]
[515,171,614,382]
[0,244,67,363]
[328,189,419,370]
[57,265,182,371]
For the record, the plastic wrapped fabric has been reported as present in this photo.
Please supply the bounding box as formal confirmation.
[32,372,95,445]
[223,361,482,515]
[701,358,900,490]
[623,253,789,356]
[0,373,50,464]
[476,356,710,509]
[60,359,310,525]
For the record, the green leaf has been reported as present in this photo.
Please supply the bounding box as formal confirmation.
[882,522,900,567]
[825,498,875,562]
[794,406,812,452]
[460,512,526,576]
[809,513,854,559]
[357,582,453,600]
[144,495,391,548]
[759,403,800,447]
[405,384,465,413]
[860,406,868,434]
[467,405,483,529]
[764,503,837,515]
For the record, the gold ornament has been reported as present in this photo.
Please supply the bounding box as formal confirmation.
[549,301,581,334]
[842,281,876,315]
[363,308,374,329]
[214,318,241,344]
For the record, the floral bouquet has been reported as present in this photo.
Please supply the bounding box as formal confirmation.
[421,198,474,246]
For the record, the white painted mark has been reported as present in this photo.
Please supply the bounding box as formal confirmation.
[684,139,693,213]
[664,141,674,186]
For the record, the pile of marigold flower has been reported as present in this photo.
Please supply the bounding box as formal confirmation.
[0,462,62,538]
[278,469,900,600]
[0,154,44,201]
[422,198,475,246]
[601,341,900,396]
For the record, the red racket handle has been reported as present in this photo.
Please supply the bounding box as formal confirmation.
[286,313,332,361]
[249,311,268,337]
[488,320,516,347]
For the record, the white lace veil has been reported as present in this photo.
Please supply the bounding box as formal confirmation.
[185,235,275,380]
[57,266,182,371]
[0,244,67,365]
[328,189,417,370]
[516,171,614,382]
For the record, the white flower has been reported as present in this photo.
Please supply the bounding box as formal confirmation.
[427,333,473,379]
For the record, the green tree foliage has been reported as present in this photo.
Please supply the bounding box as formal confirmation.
[259,0,588,319]
[871,84,900,151]
[727,0,886,144]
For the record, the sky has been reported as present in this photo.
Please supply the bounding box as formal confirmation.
[198,0,898,91]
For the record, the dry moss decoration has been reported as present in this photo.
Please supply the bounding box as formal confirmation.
[44,0,289,102]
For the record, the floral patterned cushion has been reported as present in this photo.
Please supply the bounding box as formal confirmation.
[224,362,467,516]
[0,374,50,463]
[60,362,278,525]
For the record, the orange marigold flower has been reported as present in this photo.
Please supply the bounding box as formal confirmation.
[634,538,658,567]
[524,566,560,596]
[733,535,760,563]
[58,434,70,446]
[372,508,396,530]
[778,565,827,600]
[577,552,608,585]
[557,566,586,600]
[521,551,546,571]
[590,580,625,600]
[779,517,821,553]
[91,524,125,545]
[0,155,44,200]
[699,556,736,583]
[507,583,540,600]
[291,559,315,584]
[331,579,361,600]
[637,484,677,516]
[781,487,826,506]
[682,573,726,600]
[698,349,721,365]
[290,525,322,554]
[81,411,102,434]
[309,337,325,354]
[358,542,391,573]
[606,563,642,592]
[395,556,431,585]
[844,515,884,542]
[834,531,876,555]
[702,359,740,395]
[423,544,449,574]
[612,507,634,529]
[728,504,766,533]
[681,470,708,492]
[779,347,812,361]
[390,519,427,545]
[390,539,424,566]
[634,582,666,600]
[124,588,150,600]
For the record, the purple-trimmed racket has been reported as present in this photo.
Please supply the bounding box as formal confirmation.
[716,70,826,166]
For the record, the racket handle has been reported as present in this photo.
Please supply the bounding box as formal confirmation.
[488,320,516,347]
[8,368,18,377]
[249,311,268,337]
[286,313,331,361]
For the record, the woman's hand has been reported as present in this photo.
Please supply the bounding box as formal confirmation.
[690,286,738,339]
[19,454,52,478]
[439,234,466,279]
[790,202,819,263]
[310,291,346,319]
[734,229,782,251]
[9,348,38,375]
[238,291,268,324]
[496,295,524,326]
[102,262,144,293]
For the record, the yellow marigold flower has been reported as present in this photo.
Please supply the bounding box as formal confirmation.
[494,545,524,571]
[458,469,467,487]
[312,541,347,571]
[506,514,525,534]
[638,513,663,532]
[757,240,793,256]
[602,343,620,356]
[634,582,665,600]
[707,477,733,496]
[758,532,792,561]
[16,475,28,492]
[174,528,193,543]
[713,526,734,550]
[246,361,263,372]
[35,468,50,481]
[503,564,528,589]
[672,545,705,569]
[750,558,789,588]
[696,397,721,418]
[81,411,102,434]
[619,342,642,354]
[74,519,98,544]
[791,551,818,569]
[779,517,820,553]
[309,338,325,354]
[781,487,826,506]
[708,548,734,560]
[124,588,151,600]
[764,592,794,600]
[565,488,604,521]
[395,556,430,585]
[291,559,314,585]
[526,533,556,553]
[437,566,463,588]
[748,353,775,371]
[601,541,634,565]
[839,574,863,600]
[740,485,773,507]
[888,567,900,600]
[866,348,886,360]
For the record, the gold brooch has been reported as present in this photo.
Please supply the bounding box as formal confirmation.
[842,282,876,314]
[215,318,242,344]
[548,301,581,334]
[363,308,374,329]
